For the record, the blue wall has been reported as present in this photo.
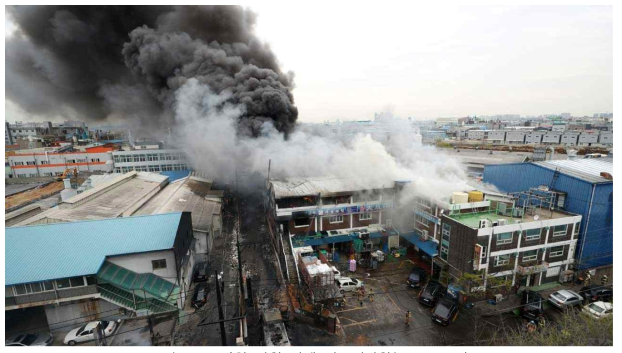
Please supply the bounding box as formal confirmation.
[484,163,613,269]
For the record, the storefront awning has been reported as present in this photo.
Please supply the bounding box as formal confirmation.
[400,231,438,257]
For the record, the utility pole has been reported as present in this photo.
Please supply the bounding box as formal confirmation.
[215,270,227,346]
[235,169,247,339]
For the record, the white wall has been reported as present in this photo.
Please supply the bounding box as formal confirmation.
[107,250,177,284]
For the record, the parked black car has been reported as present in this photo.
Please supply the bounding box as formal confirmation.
[418,281,446,307]
[193,261,210,283]
[520,290,545,321]
[192,283,208,309]
[578,285,613,303]
[431,295,459,326]
[407,267,428,288]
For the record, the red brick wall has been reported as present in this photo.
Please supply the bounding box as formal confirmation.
[321,215,350,231]
[352,211,380,228]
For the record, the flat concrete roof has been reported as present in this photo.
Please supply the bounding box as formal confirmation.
[449,207,574,229]
[270,177,394,199]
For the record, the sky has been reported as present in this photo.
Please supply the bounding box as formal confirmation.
[4,5,613,123]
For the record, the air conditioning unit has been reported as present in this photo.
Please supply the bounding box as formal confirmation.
[421,230,429,241]
[498,219,508,226]
[479,220,491,229]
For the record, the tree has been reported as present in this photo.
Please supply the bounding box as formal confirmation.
[482,310,613,346]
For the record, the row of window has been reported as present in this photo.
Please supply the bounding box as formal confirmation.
[113,152,186,164]
[440,223,451,261]
[12,158,100,166]
[114,163,189,173]
[415,213,430,227]
[9,276,96,296]
[495,224,575,246]
[293,213,373,228]
[493,246,565,266]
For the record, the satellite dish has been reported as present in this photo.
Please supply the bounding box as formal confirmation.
[534,215,540,221]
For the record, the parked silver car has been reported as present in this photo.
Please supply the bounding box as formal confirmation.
[5,333,53,346]
[547,290,583,310]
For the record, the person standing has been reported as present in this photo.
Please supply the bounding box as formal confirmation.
[405,310,412,325]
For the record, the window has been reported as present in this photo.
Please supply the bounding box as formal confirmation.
[496,232,513,245]
[481,246,487,259]
[549,246,564,258]
[26,161,36,165]
[76,159,87,163]
[91,158,100,163]
[55,276,85,289]
[294,218,310,227]
[415,214,429,226]
[495,254,511,266]
[552,225,567,237]
[115,168,121,173]
[522,250,538,262]
[574,222,580,235]
[40,160,50,165]
[13,162,24,166]
[417,197,431,209]
[359,213,372,221]
[12,281,54,296]
[152,259,167,270]
[147,154,159,162]
[66,159,76,164]
[137,154,146,162]
[148,165,161,172]
[329,215,344,224]
[113,156,120,163]
[440,223,450,261]
[42,173,53,177]
[524,228,541,241]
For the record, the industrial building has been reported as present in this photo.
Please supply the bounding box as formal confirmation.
[111,149,189,173]
[5,212,194,332]
[8,147,115,178]
[483,157,613,270]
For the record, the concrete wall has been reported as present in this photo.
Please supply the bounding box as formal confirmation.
[506,131,526,143]
[107,250,177,284]
[578,133,599,145]
[45,298,120,332]
[599,131,613,145]
[525,132,543,144]
[561,133,579,145]
[9,151,112,178]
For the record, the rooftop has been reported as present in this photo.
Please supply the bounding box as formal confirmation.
[135,175,222,232]
[12,172,169,226]
[271,177,394,199]
[5,212,183,285]
[448,207,574,229]
[534,158,613,184]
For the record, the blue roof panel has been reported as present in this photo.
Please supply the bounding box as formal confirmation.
[400,231,439,257]
[5,212,183,285]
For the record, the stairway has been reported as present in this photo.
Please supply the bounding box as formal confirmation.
[98,283,177,314]
[281,231,300,284]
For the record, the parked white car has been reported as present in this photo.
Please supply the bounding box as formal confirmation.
[331,266,341,281]
[582,301,613,320]
[336,277,363,293]
[64,320,118,346]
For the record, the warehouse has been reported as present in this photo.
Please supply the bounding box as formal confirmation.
[483,158,613,270]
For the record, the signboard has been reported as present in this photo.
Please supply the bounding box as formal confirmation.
[415,209,441,225]
[473,244,483,270]
[305,202,395,217]
[517,262,549,275]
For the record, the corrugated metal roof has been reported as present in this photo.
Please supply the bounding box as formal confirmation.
[534,158,613,184]
[5,212,183,285]
[271,177,393,198]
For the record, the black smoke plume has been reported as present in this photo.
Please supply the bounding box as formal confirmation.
[6,5,298,135]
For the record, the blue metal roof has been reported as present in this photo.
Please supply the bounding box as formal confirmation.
[400,231,439,257]
[5,212,183,285]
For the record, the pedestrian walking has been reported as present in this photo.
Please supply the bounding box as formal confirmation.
[585,273,592,285]
[405,310,412,325]
[368,289,374,302]
[601,274,608,285]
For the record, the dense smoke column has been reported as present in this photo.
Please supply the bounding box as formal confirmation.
[6,5,298,134]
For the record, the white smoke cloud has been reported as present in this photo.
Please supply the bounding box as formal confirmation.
[173,78,471,203]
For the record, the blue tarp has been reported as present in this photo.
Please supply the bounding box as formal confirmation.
[400,231,439,257]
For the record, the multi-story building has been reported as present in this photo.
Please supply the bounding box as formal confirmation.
[542,131,562,144]
[599,131,613,145]
[484,158,613,270]
[8,147,115,178]
[5,212,194,332]
[578,131,600,146]
[525,131,544,144]
[5,122,14,145]
[466,130,487,140]
[505,131,526,144]
[112,149,190,173]
[486,131,506,143]
[437,190,581,289]
[561,131,580,146]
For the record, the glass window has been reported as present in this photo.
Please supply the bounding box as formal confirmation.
[30,282,43,293]
[481,246,487,259]
[550,246,564,257]
[522,250,538,262]
[43,281,54,291]
[360,213,372,221]
[525,228,541,241]
[553,224,567,237]
[574,222,580,235]
[496,232,513,245]
[152,259,167,270]
[56,278,71,289]
[329,215,343,223]
[495,254,511,266]
[69,277,85,287]
[86,276,97,286]
[294,218,310,227]
[14,284,27,295]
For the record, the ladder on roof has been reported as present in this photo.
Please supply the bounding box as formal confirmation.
[549,168,561,190]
